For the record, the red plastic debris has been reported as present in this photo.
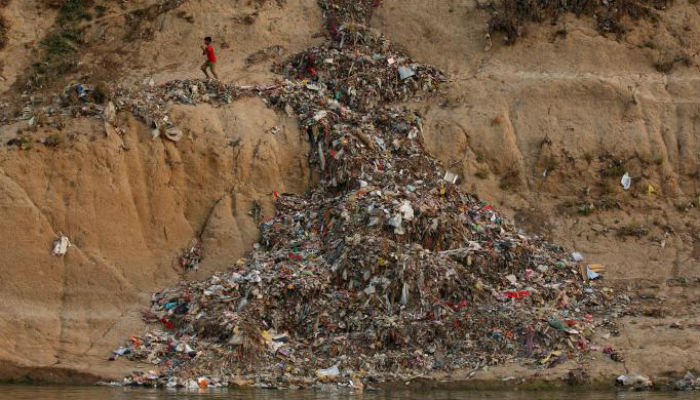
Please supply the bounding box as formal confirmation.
[504,290,530,299]
[160,317,174,330]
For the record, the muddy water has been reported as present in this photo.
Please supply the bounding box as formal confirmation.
[0,386,697,400]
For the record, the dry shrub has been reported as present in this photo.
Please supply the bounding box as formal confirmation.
[0,15,7,50]
[487,0,672,44]
[500,166,521,190]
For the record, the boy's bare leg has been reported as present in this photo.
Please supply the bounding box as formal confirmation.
[201,61,210,78]
[210,63,219,80]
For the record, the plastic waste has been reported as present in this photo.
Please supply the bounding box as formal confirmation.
[197,377,209,389]
[104,101,116,124]
[109,346,130,360]
[316,364,340,380]
[584,264,604,280]
[616,374,652,390]
[164,127,183,142]
[52,236,71,256]
[76,84,88,100]
[400,282,410,305]
[398,66,416,80]
[621,172,631,190]
[399,201,414,221]
[166,377,178,388]
[443,171,458,184]
[673,372,699,391]
[504,290,530,299]
[586,267,600,280]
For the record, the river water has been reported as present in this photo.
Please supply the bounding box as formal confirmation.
[0,386,697,400]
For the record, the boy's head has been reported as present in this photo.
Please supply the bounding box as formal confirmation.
[204,36,212,45]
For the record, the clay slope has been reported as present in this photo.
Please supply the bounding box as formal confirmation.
[0,0,323,381]
[0,98,309,380]
[0,0,322,93]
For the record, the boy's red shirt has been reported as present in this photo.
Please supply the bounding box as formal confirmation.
[206,45,217,63]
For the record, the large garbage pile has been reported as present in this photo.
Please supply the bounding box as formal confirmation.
[108,0,621,389]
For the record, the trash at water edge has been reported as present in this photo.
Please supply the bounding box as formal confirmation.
[616,374,653,390]
[673,371,700,391]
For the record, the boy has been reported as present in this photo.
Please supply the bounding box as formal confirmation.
[200,36,219,80]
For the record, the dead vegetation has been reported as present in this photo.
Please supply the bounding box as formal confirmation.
[475,167,490,179]
[22,0,189,92]
[499,166,521,190]
[42,132,63,147]
[124,0,188,41]
[616,222,649,238]
[637,151,664,166]
[559,191,621,216]
[245,45,285,67]
[485,0,672,45]
[599,156,626,178]
[0,0,7,50]
[0,14,7,51]
[29,0,95,89]
[654,52,692,73]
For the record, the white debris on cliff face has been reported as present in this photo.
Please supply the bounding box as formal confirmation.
[52,236,71,256]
